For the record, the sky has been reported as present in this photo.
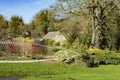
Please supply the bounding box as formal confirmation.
[0,0,56,24]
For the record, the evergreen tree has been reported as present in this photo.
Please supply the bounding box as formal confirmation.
[9,16,24,37]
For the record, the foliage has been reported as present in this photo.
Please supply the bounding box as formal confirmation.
[95,51,120,65]
[47,40,60,46]
[0,0,119,51]
[0,15,9,40]
[87,0,120,49]
[47,40,54,45]
[54,50,80,64]
[9,16,24,37]
[87,48,106,54]
[30,9,55,35]
[86,49,120,65]
[14,37,34,43]
[25,53,43,60]
[80,53,97,67]
[0,51,8,57]
[34,10,48,34]
[0,15,8,29]
[0,52,44,60]
[52,42,60,46]
[51,0,120,50]
[63,41,71,48]
[59,16,91,45]
[0,0,120,69]
[0,55,22,61]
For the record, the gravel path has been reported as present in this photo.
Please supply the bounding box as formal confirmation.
[0,58,59,63]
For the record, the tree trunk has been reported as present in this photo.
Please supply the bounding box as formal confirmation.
[90,0,100,48]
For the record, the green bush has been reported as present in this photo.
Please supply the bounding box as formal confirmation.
[64,41,71,48]
[95,52,120,65]
[0,51,8,57]
[80,53,99,67]
[87,49,120,65]
[54,50,80,64]
[80,49,120,67]
[87,48,106,54]
[47,40,54,45]
[52,42,60,46]
[26,53,43,60]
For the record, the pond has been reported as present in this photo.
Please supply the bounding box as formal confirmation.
[0,75,28,80]
[0,75,40,80]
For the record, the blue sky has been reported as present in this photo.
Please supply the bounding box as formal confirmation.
[0,0,56,23]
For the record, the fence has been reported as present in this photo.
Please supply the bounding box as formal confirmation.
[0,41,49,56]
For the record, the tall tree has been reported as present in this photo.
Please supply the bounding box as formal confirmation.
[52,0,86,18]
[51,0,91,45]
[0,14,9,40]
[30,9,56,37]
[52,0,120,50]
[0,15,8,30]
[47,10,56,31]
[9,16,24,37]
[87,0,120,49]
[32,9,49,35]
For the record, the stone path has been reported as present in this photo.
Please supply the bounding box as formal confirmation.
[0,58,59,63]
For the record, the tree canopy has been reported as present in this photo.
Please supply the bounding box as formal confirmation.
[0,0,120,51]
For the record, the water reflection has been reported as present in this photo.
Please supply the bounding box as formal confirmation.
[0,74,42,80]
[0,75,27,80]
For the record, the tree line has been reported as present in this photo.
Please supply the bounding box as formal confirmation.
[0,0,120,51]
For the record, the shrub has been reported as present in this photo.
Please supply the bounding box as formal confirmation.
[95,52,120,65]
[26,53,43,60]
[0,51,8,57]
[54,50,80,64]
[87,48,106,54]
[59,40,66,46]
[52,42,60,46]
[86,49,120,65]
[64,41,71,48]
[47,40,54,45]
[79,49,120,67]
[80,53,99,67]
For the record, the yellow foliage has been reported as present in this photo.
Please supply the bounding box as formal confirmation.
[24,37,34,43]
[16,37,34,43]
[87,48,106,54]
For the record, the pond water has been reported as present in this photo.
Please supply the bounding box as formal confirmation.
[0,75,28,80]
[0,75,41,80]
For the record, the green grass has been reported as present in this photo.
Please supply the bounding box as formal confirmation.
[0,62,120,80]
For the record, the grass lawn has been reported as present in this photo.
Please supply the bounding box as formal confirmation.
[0,62,119,80]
